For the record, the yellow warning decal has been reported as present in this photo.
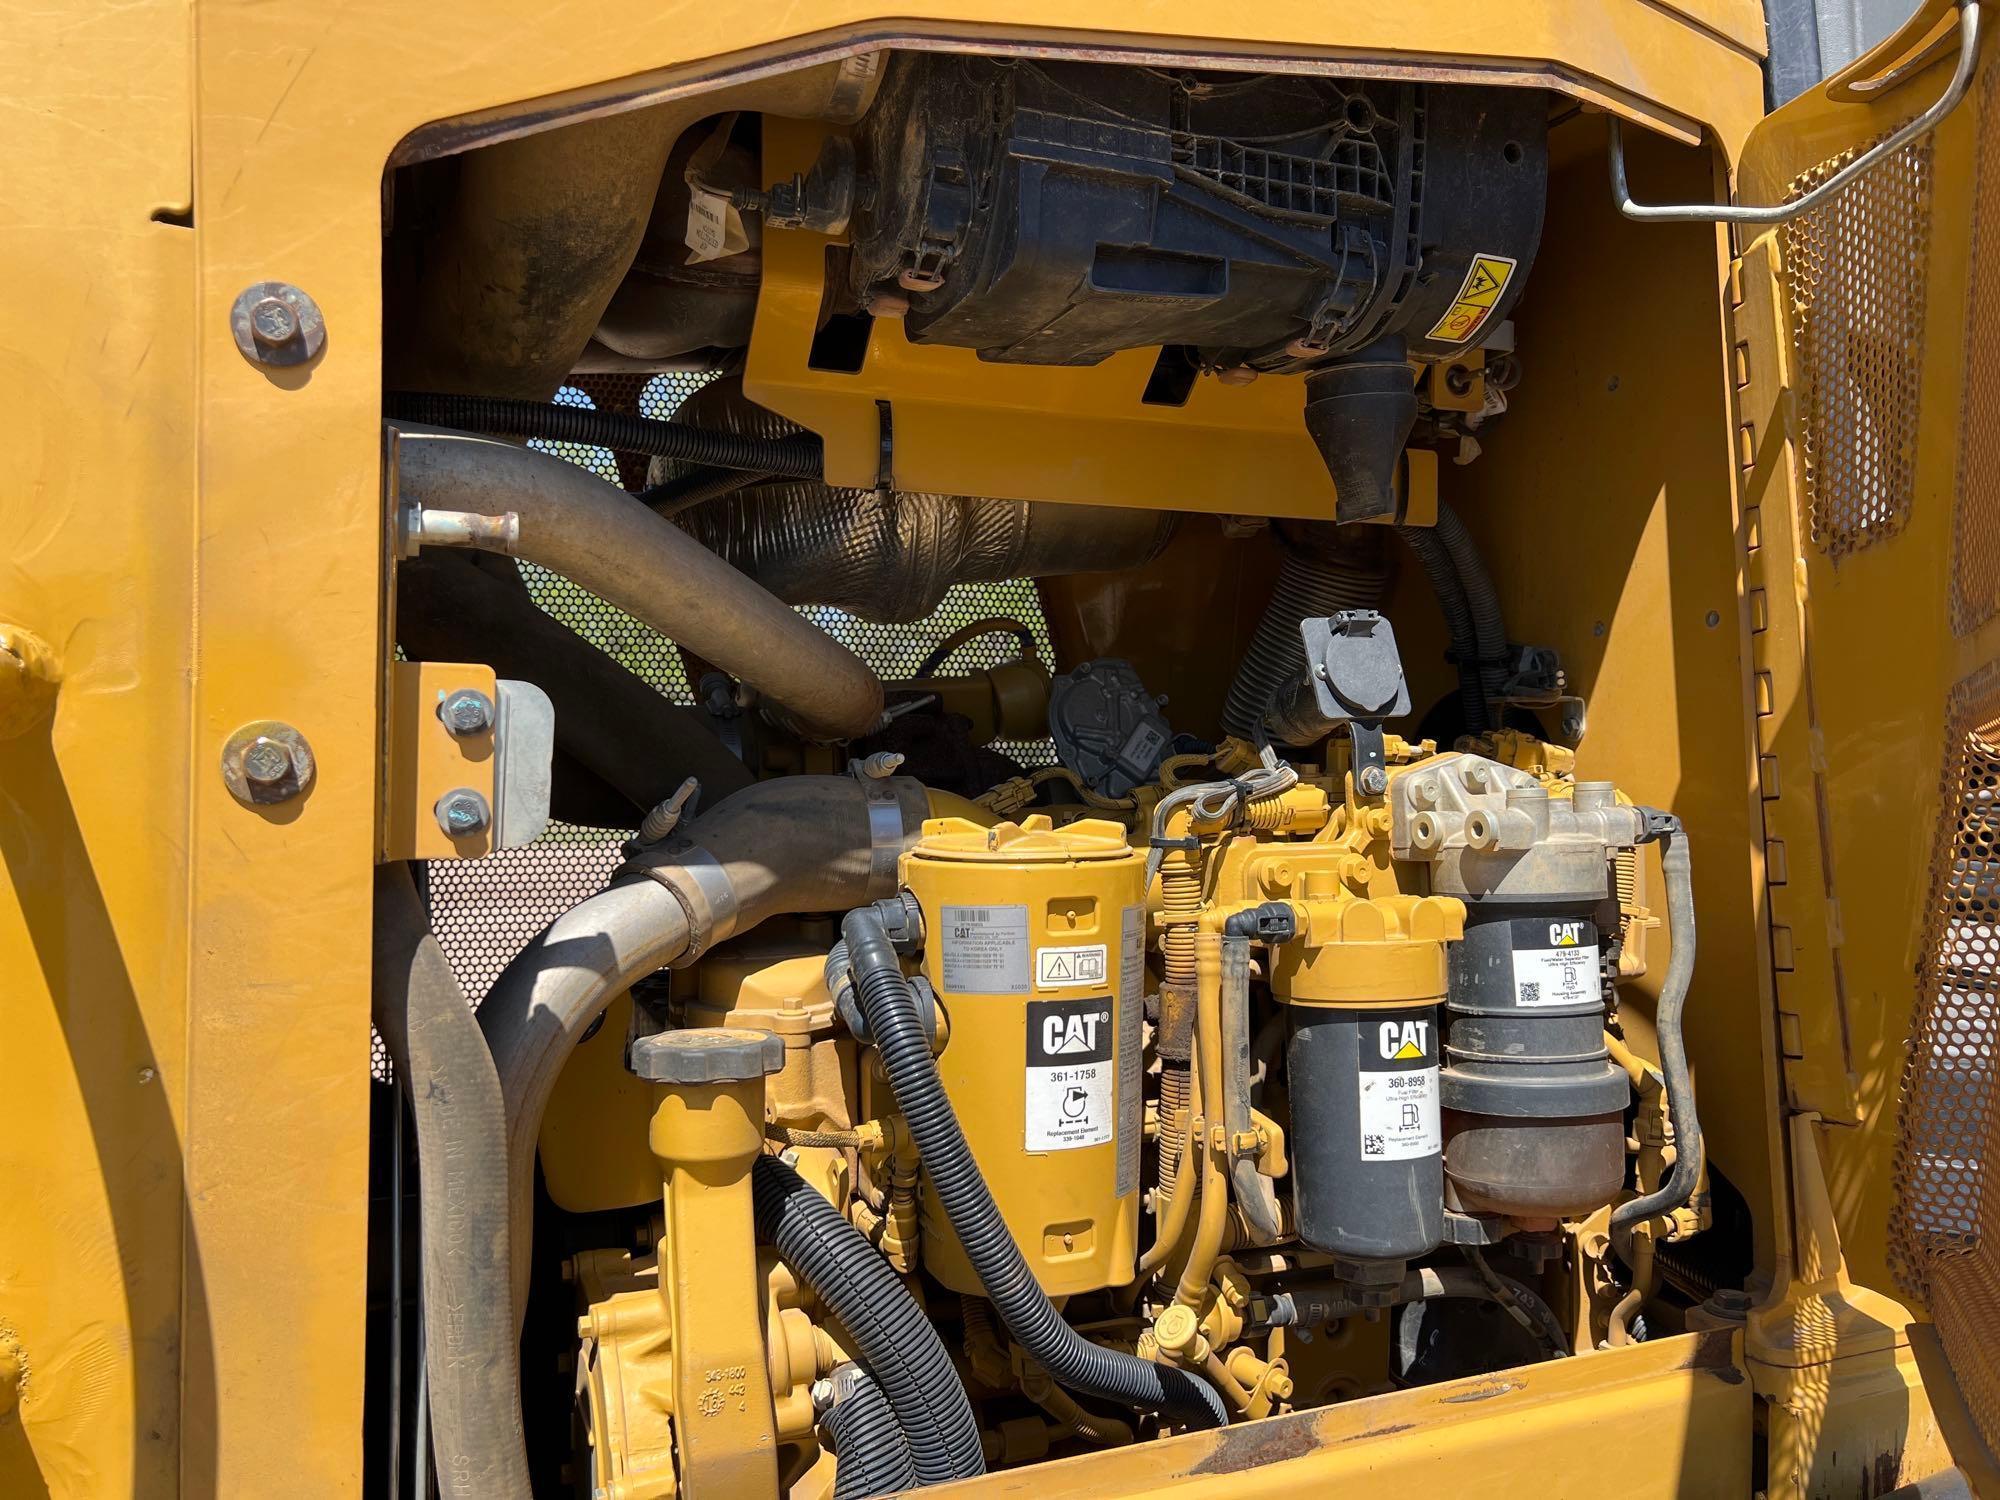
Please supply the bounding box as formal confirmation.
[1391,1039,1425,1060]
[1427,253,1518,344]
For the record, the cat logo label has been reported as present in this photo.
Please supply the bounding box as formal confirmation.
[1025,999,1115,1152]
[1042,1011,1103,1056]
[1378,1018,1431,1062]
[1510,917,1601,1009]
[1357,1006,1440,1161]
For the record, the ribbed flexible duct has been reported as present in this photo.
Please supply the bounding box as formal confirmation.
[1221,523,1389,742]
[656,379,1177,623]
[842,908,1228,1428]
[752,1155,984,1484]
[821,1365,922,1499]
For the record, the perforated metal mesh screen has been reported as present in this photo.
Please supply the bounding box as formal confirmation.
[1781,129,1934,561]
[1957,63,2000,635]
[1892,665,2000,1453]
[403,373,1057,1039]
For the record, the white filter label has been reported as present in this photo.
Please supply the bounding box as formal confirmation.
[1025,997,1115,1152]
[684,186,748,263]
[1037,942,1107,989]
[1114,905,1145,1197]
[1509,918,1600,1009]
[939,905,1030,994]
[1358,1011,1440,1161]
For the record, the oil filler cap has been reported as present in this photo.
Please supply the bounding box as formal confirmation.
[631,1027,785,1084]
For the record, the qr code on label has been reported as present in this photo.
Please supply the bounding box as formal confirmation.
[1519,982,1540,1003]
[1363,1134,1385,1157]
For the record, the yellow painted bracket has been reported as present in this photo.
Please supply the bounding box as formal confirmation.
[382,660,499,861]
[745,118,1345,517]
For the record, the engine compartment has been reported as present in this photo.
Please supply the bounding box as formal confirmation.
[372,48,1762,1500]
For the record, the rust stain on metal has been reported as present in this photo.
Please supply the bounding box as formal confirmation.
[1439,1378,1525,1404]
[1187,1413,1322,1475]
[1674,1328,1745,1381]
[1340,1421,1416,1444]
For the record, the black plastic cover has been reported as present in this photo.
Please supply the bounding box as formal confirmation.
[846,57,1548,370]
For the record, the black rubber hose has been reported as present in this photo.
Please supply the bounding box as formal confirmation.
[1611,817,1701,1234]
[1395,522,1488,734]
[386,391,824,478]
[821,1364,920,1500]
[750,1154,985,1483]
[1433,503,1510,721]
[842,907,1229,1429]
[1220,533,1387,741]
[639,464,771,519]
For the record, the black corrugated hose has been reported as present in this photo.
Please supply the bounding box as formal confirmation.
[750,1154,985,1484]
[385,392,824,478]
[841,906,1229,1430]
[1394,521,1489,734]
[1432,503,1510,722]
[820,1364,921,1500]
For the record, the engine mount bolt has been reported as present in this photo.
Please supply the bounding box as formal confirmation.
[1357,764,1388,797]
[435,787,491,839]
[221,720,316,806]
[229,280,327,369]
[438,687,495,737]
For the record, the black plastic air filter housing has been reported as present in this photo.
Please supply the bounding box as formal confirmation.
[845,57,1547,370]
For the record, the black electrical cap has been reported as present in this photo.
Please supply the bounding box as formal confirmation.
[632,1027,785,1084]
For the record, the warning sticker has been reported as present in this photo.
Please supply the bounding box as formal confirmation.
[1357,1009,1440,1162]
[1026,997,1116,1152]
[1037,943,1108,989]
[1510,918,1601,1009]
[939,905,1030,995]
[1426,253,1518,344]
[1115,905,1144,1197]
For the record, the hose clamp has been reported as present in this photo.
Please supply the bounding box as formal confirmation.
[856,774,921,897]
[624,841,740,965]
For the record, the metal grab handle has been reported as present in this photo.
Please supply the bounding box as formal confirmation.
[1829,7,1964,101]
[1608,0,1980,224]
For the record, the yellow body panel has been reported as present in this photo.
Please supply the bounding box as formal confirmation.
[934,1330,1753,1498]
[8,0,1986,1492]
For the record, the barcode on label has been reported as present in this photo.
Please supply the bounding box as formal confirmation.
[1519,981,1540,1004]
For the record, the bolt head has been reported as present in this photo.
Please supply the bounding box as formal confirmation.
[249,295,299,347]
[229,281,325,368]
[241,736,293,786]
[439,688,494,737]
[1357,765,1388,797]
[435,788,491,839]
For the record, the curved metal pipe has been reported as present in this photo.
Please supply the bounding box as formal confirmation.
[391,422,885,739]
[479,775,928,1316]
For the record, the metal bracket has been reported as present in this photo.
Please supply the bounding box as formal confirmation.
[1607,0,1980,225]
